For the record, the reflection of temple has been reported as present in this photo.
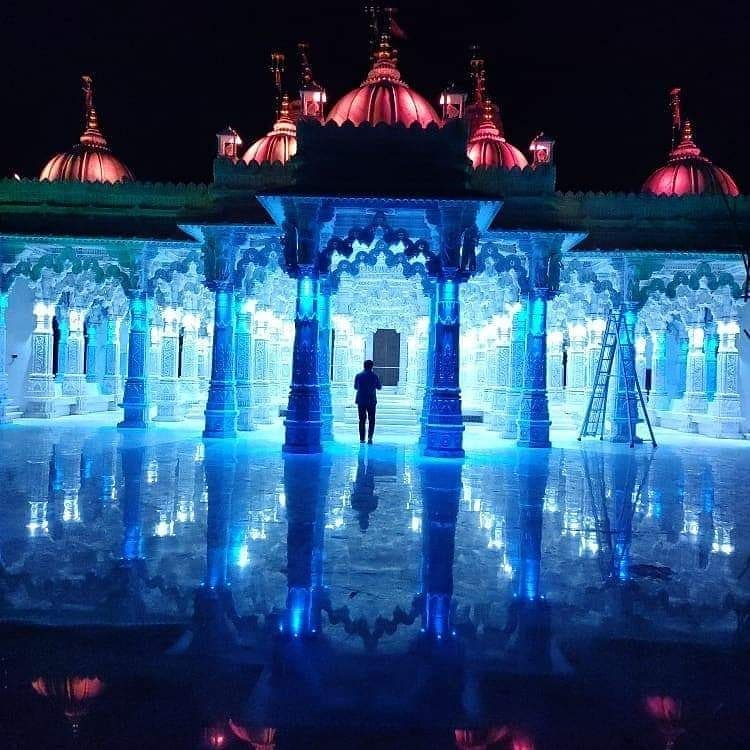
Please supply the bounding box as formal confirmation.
[0,8,748,451]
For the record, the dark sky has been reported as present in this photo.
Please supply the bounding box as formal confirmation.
[1,0,747,192]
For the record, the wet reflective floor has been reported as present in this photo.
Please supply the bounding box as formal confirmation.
[1,416,749,748]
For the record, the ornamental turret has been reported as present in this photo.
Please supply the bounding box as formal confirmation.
[40,75,134,183]
[642,88,739,196]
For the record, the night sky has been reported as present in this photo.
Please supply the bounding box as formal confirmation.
[1,0,747,192]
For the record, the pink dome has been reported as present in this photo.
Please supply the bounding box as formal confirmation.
[642,121,739,197]
[326,38,440,128]
[40,76,133,184]
[242,95,297,165]
[467,102,528,170]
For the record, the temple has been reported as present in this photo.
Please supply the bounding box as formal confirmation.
[1,19,748,453]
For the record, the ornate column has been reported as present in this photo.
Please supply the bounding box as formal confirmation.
[410,315,430,415]
[649,326,671,411]
[331,314,353,419]
[487,313,511,431]
[155,306,183,421]
[101,313,123,402]
[61,308,87,399]
[502,303,527,439]
[586,316,606,390]
[85,313,100,384]
[419,291,438,443]
[197,325,211,393]
[284,272,323,453]
[25,297,57,417]
[546,326,565,405]
[203,233,238,439]
[118,292,151,428]
[609,301,642,443]
[0,293,8,422]
[235,297,255,431]
[251,311,274,423]
[675,334,689,398]
[634,330,648,396]
[423,275,465,458]
[148,313,162,388]
[682,321,708,412]
[54,302,69,384]
[179,310,201,407]
[565,320,588,415]
[317,279,334,441]
[706,318,743,436]
[704,323,718,401]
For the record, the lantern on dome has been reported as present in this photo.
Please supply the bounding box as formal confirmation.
[216,126,242,161]
[440,83,467,121]
[297,42,327,122]
[529,133,555,167]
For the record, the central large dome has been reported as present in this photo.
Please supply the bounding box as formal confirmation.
[326,38,440,128]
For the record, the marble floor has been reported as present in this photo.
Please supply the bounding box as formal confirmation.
[1,415,749,748]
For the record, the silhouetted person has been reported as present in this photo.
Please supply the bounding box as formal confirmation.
[354,359,382,444]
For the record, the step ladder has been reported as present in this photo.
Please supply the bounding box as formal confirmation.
[578,307,657,447]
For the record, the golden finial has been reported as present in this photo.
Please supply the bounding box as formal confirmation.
[469,45,487,105]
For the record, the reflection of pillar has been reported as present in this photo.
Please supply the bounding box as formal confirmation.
[85,317,99,384]
[235,298,255,431]
[419,460,461,639]
[318,280,334,441]
[101,315,123,401]
[697,462,714,570]
[565,321,588,413]
[25,299,57,417]
[609,303,642,444]
[62,308,87,397]
[284,273,322,454]
[118,293,151,429]
[704,324,718,401]
[608,452,636,583]
[180,311,201,405]
[424,277,464,458]
[546,327,564,404]
[502,303,526,439]
[120,445,145,562]
[155,307,183,421]
[54,306,69,384]
[649,327,671,411]
[517,291,551,449]
[682,323,708,412]
[706,318,743,436]
[204,287,238,438]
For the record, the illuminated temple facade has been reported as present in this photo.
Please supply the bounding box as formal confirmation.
[1,33,749,454]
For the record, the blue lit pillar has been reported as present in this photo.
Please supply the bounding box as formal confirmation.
[85,316,99,383]
[609,301,642,444]
[419,289,438,444]
[318,279,334,441]
[118,293,151,429]
[54,305,69,384]
[502,302,527,439]
[284,271,323,454]
[235,297,255,432]
[0,293,8,422]
[649,326,671,411]
[517,290,551,448]
[419,460,461,640]
[424,277,465,458]
[704,323,718,401]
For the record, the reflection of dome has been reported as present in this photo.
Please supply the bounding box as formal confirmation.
[326,37,440,128]
[31,675,104,728]
[229,720,277,749]
[40,76,134,183]
[242,95,297,165]
[642,120,739,196]
[467,101,528,170]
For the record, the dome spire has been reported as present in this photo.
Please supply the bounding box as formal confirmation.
[468,45,487,106]
[669,87,682,150]
[79,74,107,148]
[269,52,286,120]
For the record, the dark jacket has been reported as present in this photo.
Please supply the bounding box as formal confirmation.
[354,370,382,406]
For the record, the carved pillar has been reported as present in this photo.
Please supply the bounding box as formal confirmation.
[517,290,551,449]
[424,276,465,458]
[410,315,429,415]
[155,307,183,421]
[487,314,511,431]
[331,314,353,419]
[706,318,743,436]
[62,308,87,398]
[634,331,648,397]
[118,293,151,428]
[317,280,334,441]
[148,314,162,388]
[546,327,565,405]
[419,459,461,640]
[675,335,689,398]
[586,317,606,391]
[419,291,438,443]
[101,314,123,401]
[284,272,323,454]
[565,321,588,414]
[180,311,201,406]
[0,293,8,422]
[197,325,211,392]
[682,322,708,412]
[85,316,99,384]
[25,298,57,417]
[649,326,671,411]
[502,303,527,439]
[704,323,718,401]
[252,312,274,423]
[235,298,255,431]
[609,302,642,443]
[54,305,69,384]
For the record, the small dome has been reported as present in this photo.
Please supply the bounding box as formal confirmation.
[242,95,297,165]
[326,37,440,128]
[467,101,528,170]
[642,120,739,197]
[40,76,134,184]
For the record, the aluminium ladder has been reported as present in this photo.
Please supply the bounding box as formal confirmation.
[578,307,657,448]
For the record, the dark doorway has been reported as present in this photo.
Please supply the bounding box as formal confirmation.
[372,329,400,386]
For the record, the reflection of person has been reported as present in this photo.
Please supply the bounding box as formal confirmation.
[351,449,378,531]
[354,359,382,444]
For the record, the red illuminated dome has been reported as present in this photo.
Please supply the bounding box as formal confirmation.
[467,101,528,170]
[642,89,738,197]
[326,36,441,128]
[40,76,134,184]
[242,95,297,165]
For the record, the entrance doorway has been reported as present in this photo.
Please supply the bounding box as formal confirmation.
[373,329,400,386]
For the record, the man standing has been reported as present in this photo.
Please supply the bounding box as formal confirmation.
[354,359,382,444]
